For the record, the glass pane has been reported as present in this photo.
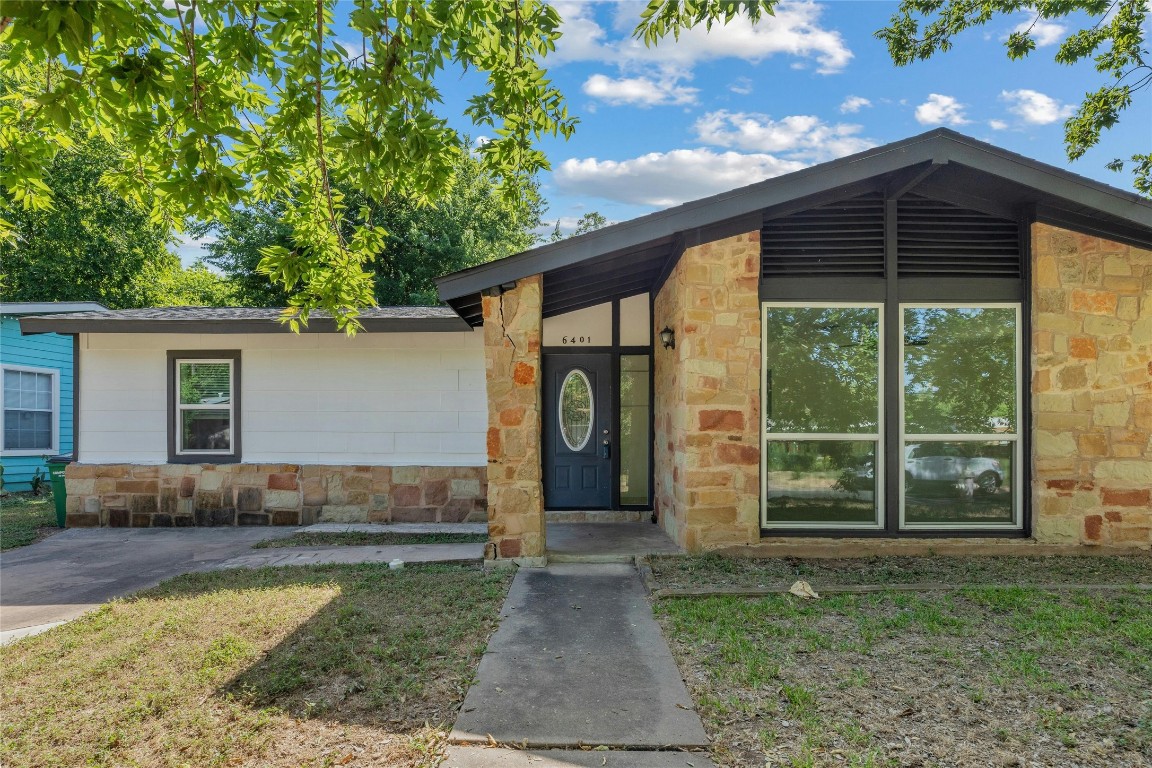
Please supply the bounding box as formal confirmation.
[559,370,593,451]
[903,442,1013,525]
[904,307,1017,434]
[764,440,877,525]
[181,409,231,452]
[3,409,52,450]
[764,307,880,433]
[620,355,650,506]
[904,440,1015,525]
[2,370,18,408]
[179,362,231,405]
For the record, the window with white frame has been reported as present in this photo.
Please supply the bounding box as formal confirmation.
[761,304,883,528]
[760,302,1022,532]
[173,357,236,457]
[2,366,59,454]
[901,305,1021,529]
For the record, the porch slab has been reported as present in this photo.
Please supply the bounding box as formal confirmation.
[546,523,682,559]
[450,563,708,749]
[443,747,714,767]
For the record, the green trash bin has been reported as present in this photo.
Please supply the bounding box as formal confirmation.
[46,455,73,528]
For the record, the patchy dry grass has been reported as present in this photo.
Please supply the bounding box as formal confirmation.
[0,492,60,550]
[253,531,488,549]
[649,553,1152,591]
[657,587,1152,768]
[0,563,511,767]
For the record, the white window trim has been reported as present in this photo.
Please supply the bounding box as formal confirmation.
[898,303,1023,531]
[1,364,60,457]
[761,302,885,530]
[174,358,235,457]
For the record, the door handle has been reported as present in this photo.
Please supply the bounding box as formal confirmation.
[601,439,611,459]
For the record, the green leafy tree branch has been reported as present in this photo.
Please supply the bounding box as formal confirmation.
[0,0,774,331]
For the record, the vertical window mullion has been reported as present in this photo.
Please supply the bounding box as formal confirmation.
[883,198,900,533]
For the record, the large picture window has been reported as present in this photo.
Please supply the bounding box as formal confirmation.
[2,366,58,454]
[762,304,883,528]
[760,303,1022,532]
[168,352,240,462]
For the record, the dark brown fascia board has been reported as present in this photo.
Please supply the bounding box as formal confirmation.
[1034,204,1152,251]
[19,316,473,335]
[435,128,1152,302]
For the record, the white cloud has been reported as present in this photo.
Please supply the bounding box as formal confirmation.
[582,72,698,107]
[729,77,754,95]
[1000,88,1075,124]
[551,0,852,74]
[1012,18,1066,47]
[914,94,970,126]
[840,95,871,114]
[554,149,806,207]
[989,119,1009,131]
[692,110,874,161]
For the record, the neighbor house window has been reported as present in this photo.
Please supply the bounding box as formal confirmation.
[2,366,58,454]
[168,352,240,462]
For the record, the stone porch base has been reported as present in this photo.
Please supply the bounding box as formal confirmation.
[64,463,487,528]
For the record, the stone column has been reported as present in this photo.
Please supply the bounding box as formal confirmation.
[653,232,762,551]
[482,275,546,563]
[1032,223,1152,548]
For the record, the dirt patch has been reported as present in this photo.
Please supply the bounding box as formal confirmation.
[656,589,1152,768]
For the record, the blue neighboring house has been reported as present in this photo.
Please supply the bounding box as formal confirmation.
[1,302,108,491]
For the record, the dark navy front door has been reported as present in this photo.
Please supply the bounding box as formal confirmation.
[543,354,612,509]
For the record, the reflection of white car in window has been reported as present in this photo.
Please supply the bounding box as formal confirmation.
[904,444,1002,495]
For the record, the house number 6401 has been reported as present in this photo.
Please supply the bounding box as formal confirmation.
[561,335,590,344]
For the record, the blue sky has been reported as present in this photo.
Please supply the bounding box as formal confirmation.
[176,0,1150,264]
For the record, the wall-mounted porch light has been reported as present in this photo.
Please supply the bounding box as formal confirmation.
[659,326,675,350]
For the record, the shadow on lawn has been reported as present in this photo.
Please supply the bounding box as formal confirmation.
[149,562,510,730]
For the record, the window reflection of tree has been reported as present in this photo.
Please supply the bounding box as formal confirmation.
[764,308,880,435]
[904,308,1015,435]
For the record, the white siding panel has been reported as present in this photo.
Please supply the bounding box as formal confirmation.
[77,330,487,465]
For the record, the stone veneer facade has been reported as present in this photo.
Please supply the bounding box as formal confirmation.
[1032,223,1152,548]
[482,275,546,560]
[653,231,762,551]
[63,463,486,527]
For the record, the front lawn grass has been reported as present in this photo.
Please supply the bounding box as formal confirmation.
[649,553,1152,591]
[656,584,1152,767]
[253,531,488,549]
[0,492,59,550]
[0,562,512,768]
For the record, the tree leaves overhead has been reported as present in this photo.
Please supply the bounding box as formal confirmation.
[877,0,1151,196]
[1,1,783,330]
[0,0,577,330]
[195,144,544,307]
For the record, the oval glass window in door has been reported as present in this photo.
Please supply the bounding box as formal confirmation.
[559,369,593,451]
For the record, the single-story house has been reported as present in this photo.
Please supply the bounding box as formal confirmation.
[21,129,1152,556]
[1,301,108,491]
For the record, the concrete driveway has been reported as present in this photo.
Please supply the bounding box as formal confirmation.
[1,527,294,643]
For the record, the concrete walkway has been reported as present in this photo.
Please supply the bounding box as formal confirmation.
[213,542,483,569]
[450,563,709,752]
[443,747,713,767]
